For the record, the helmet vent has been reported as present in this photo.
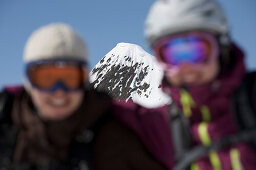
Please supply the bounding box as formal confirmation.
[202,9,214,17]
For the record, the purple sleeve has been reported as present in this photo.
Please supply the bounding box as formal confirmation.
[112,100,175,169]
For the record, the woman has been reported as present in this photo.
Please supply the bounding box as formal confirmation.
[143,0,256,169]
[0,23,165,170]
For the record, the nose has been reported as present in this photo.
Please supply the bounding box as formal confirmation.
[178,62,196,74]
[52,88,67,97]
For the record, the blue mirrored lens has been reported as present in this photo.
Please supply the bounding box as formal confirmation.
[47,81,70,92]
[161,36,210,65]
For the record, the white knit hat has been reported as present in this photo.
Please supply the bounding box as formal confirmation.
[23,23,87,63]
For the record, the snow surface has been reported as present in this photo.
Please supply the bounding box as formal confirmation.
[90,42,171,108]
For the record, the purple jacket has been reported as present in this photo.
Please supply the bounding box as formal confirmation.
[113,44,256,170]
[113,100,174,169]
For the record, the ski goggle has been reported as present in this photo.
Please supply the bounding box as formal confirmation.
[153,32,219,73]
[26,60,88,92]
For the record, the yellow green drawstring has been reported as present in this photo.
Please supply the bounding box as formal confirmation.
[230,148,243,170]
[180,89,195,117]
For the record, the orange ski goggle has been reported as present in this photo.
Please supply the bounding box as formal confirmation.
[26,60,88,92]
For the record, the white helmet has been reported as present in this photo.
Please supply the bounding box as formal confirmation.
[145,0,229,46]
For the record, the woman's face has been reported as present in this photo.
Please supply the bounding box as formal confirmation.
[30,88,84,121]
[26,61,89,121]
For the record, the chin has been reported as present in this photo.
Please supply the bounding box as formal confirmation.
[49,113,71,121]
[184,80,203,86]
[44,109,73,121]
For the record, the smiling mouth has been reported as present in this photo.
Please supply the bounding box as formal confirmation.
[180,73,202,84]
[49,98,68,107]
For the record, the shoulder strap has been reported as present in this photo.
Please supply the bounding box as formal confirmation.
[0,85,24,123]
[233,71,256,129]
[0,90,14,124]
[244,71,256,111]
[174,129,256,170]
[168,102,192,162]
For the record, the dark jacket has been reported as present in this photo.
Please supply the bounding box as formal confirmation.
[0,87,165,170]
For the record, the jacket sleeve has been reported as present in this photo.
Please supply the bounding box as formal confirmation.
[92,119,167,170]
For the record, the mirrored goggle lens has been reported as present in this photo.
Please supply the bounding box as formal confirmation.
[155,33,218,66]
[27,64,86,91]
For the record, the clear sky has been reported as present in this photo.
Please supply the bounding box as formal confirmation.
[0,0,255,89]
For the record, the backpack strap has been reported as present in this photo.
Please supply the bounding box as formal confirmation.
[233,71,256,129]
[0,85,24,123]
[245,71,256,112]
[168,102,192,162]
[174,129,256,170]
[0,90,14,124]
[232,71,256,149]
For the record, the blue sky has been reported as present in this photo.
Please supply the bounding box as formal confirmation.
[0,0,255,89]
